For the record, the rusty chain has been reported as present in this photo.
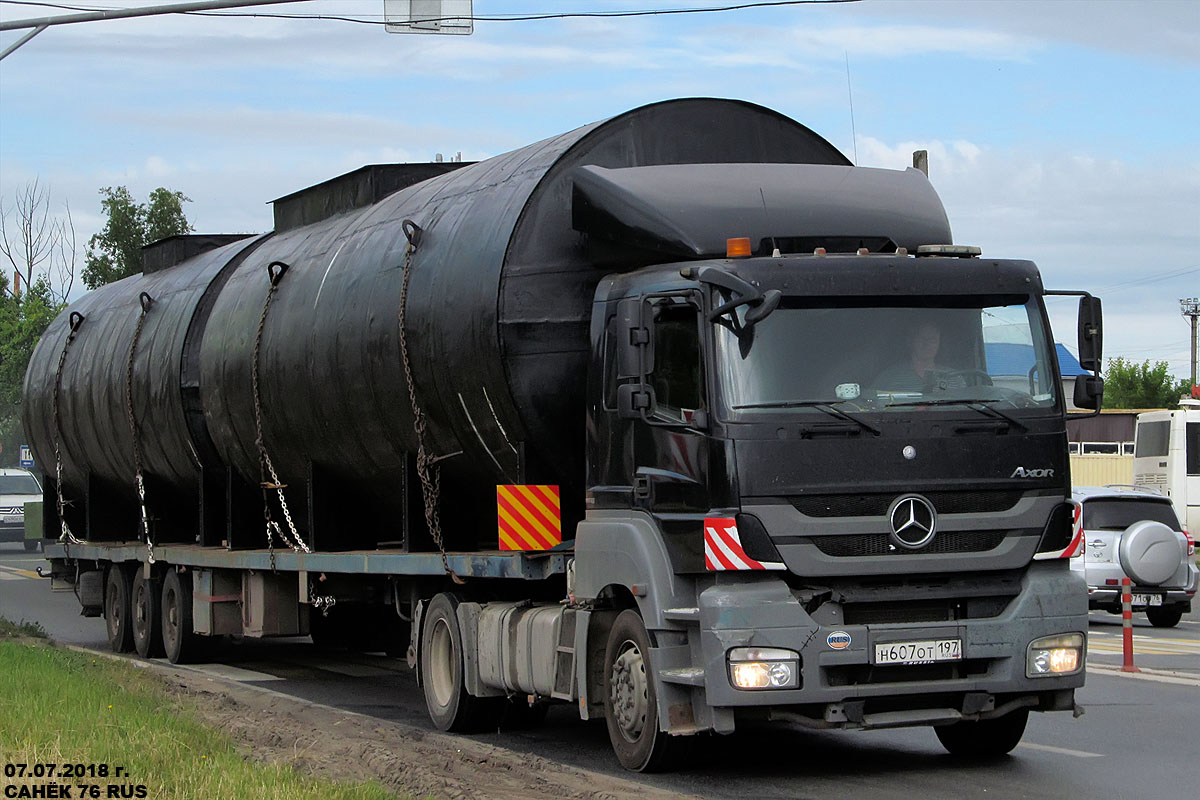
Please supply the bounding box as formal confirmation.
[252,261,311,570]
[124,292,156,564]
[52,311,85,549]
[396,221,461,583]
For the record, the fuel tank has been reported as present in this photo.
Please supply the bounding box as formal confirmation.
[22,97,852,548]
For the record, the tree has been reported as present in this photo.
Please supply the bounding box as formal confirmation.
[82,186,192,289]
[0,181,76,465]
[0,178,76,305]
[1102,357,1193,409]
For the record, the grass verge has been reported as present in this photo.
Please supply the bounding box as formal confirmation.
[0,624,398,799]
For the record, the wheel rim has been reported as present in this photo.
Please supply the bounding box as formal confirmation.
[133,583,148,642]
[163,585,179,650]
[610,638,649,743]
[428,617,456,709]
[107,579,123,636]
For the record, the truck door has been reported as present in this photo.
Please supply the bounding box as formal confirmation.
[632,299,710,516]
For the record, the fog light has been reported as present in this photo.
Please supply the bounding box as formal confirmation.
[1027,633,1084,677]
[727,647,800,690]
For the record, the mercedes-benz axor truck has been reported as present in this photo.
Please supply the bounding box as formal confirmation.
[27,98,1103,771]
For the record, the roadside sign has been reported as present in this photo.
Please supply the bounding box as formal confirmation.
[19,444,34,468]
[384,0,473,35]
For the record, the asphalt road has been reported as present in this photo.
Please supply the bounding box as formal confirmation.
[3,542,1198,799]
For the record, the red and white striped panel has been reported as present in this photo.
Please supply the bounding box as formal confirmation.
[704,517,785,571]
[1035,502,1085,560]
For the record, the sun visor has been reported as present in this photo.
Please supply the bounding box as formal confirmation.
[571,163,952,258]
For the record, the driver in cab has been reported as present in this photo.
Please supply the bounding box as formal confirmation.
[873,320,964,395]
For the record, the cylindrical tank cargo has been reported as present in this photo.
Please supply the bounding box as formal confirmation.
[24,98,851,549]
[22,237,262,535]
[197,98,851,533]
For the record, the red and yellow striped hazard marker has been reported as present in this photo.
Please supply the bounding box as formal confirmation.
[496,485,561,551]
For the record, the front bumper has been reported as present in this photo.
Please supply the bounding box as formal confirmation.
[0,521,26,543]
[691,561,1086,729]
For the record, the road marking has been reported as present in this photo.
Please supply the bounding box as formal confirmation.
[1017,742,1102,758]
[0,572,21,581]
[173,662,285,682]
[0,563,42,579]
[1088,662,1200,687]
[303,656,397,678]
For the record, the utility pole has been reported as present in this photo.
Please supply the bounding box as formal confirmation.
[1183,297,1200,389]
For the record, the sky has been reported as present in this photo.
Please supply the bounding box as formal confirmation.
[1,0,1198,379]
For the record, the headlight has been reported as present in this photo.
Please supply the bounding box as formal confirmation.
[1026,633,1084,677]
[727,647,800,690]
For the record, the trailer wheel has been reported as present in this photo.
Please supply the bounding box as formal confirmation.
[934,708,1029,757]
[161,569,202,664]
[603,609,690,772]
[131,570,164,658]
[105,564,135,653]
[420,593,502,732]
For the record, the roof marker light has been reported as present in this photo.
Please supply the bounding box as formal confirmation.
[726,238,752,258]
[813,247,827,256]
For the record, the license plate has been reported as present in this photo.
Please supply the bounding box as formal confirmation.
[2,514,21,524]
[1131,594,1164,607]
[874,638,962,665]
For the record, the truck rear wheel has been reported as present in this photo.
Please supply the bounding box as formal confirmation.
[105,564,135,653]
[161,569,203,664]
[131,570,164,658]
[420,593,502,732]
[603,609,690,772]
[934,708,1028,757]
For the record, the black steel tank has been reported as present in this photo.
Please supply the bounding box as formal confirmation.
[23,98,851,548]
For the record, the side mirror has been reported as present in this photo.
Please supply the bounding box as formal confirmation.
[616,383,655,420]
[1073,374,1104,410]
[616,297,653,379]
[1077,296,1103,373]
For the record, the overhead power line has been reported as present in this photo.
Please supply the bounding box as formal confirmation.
[2,0,860,27]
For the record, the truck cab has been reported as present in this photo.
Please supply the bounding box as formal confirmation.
[575,242,1100,769]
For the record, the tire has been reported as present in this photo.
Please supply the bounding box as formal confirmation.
[1146,605,1184,628]
[419,593,503,732]
[105,564,135,653]
[23,539,39,553]
[603,609,691,772]
[131,570,165,658]
[935,708,1029,757]
[161,569,203,664]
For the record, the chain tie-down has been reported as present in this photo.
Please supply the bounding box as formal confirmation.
[125,292,157,564]
[252,260,312,571]
[52,311,86,552]
[397,220,462,584]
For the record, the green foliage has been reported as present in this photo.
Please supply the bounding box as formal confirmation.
[0,272,61,464]
[1102,357,1193,409]
[82,186,192,289]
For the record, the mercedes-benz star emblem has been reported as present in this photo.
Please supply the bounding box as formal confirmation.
[888,494,937,550]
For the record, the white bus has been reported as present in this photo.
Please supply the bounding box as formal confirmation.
[1134,398,1200,535]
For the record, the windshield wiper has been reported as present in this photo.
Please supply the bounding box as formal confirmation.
[732,400,880,436]
[883,398,1028,431]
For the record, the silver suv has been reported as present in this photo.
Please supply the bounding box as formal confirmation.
[0,468,42,552]
[1070,486,1197,627]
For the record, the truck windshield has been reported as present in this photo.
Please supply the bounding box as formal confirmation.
[715,297,1059,417]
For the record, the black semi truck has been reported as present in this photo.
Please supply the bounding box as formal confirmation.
[27,98,1103,771]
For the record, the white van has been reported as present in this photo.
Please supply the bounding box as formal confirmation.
[1133,398,1200,534]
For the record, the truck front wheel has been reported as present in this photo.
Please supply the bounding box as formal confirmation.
[420,593,502,732]
[934,708,1029,757]
[105,564,135,653]
[603,609,690,772]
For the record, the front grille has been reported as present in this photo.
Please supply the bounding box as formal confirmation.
[792,490,1023,518]
[810,530,1007,557]
[824,660,989,687]
[841,594,1014,625]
